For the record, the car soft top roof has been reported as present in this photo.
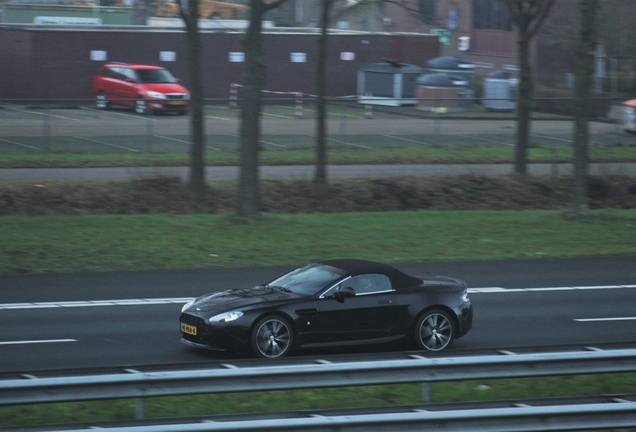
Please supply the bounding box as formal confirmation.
[319,259,422,289]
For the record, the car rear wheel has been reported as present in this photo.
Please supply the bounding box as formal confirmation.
[414,310,455,351]
[135,98,150,115]
[95,92,109,110]
[251,316,293,358]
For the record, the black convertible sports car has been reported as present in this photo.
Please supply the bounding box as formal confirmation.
[180,259,473,358]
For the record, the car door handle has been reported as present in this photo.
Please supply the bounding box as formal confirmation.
[295,308,318,316]
[377,300,392,305]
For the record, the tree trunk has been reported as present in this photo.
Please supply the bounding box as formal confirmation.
[182,0,205,194]
[315,0,333,185]
[573,0,599,216]
[515,24,532,175]
[503,0,556,175]
[238,1,267,217]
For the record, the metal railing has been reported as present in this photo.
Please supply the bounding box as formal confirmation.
[3,348,636,406]
[2,348,636,430]
[0,97,632,158]
[2,348,636,431]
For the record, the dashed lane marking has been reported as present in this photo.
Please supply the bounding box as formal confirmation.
[0,339,77,345]
[1,286,635,310]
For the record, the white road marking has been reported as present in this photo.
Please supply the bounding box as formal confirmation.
[531,133,573,143]
[260,139,287,148]
[0,298,193,310]
[262,112,295,119]
[454,134,514,146]
[383,134,432,146]
[0,339,77,345]
[73,136,139,152]
[0,138,44,150]
[467,284,636,294]
[156,135,191,144]
[1,285,635,311]
[574,317,636,322]
[11,108,81,121]
[326,137,372,149]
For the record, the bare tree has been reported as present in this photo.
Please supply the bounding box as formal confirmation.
[180,0,206,194]
[238,0,288,217]
[314,0,422,185]
[502,0,556,175]
[572,0,599,216]
[315,0,337,185]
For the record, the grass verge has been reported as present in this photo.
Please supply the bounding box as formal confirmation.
[1,145,636,168]
[1,209,635,428]
[2,209,636,274]
[1,373,635,428]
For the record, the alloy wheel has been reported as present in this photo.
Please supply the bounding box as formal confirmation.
[253,317,292,358]
[416,311,454,351]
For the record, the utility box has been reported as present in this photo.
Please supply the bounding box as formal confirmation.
[415,72,471,112]
[483,70,518,112]
[424,56,475,89]
[358,59,426,106]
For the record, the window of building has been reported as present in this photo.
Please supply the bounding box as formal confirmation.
[419,0,436,25]
[473,0,512,31]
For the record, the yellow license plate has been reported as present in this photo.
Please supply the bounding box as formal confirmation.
[181,323,197,336]
[170,101,186,105]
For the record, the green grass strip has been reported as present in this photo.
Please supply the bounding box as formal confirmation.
[1,145,636,168]
[1,373,635,427]
[2,210,635,274]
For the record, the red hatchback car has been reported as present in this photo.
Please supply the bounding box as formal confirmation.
[92,63,190,115]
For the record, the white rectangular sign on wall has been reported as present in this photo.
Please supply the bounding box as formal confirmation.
[90,50,107,61]
[229,52,245,62]
[340,52,355,61]
[160,51,176,62]
[290,52,307,63]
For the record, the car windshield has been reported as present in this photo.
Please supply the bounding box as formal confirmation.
[268,264,346,296]
[136,69,177,84]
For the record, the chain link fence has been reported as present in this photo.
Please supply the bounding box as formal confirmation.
[0,97,634,160]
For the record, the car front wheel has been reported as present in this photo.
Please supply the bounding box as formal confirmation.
[95,92,109,110]
[251,316,293,358]
[414,310,455,351]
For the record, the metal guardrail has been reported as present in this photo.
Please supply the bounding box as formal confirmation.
[2,348,636,406]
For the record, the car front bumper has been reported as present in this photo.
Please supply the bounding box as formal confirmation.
[149,100,189,111]
[180,313,249,352]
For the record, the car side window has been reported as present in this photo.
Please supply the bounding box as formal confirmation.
[346,274,392,295]
[104,67,119,80]
[108,67,125,81]
[121,68,136,82]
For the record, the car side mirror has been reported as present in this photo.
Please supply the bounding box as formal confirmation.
[335,286,356,301]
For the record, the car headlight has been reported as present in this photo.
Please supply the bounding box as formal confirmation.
[209,311,243,323]
[181,299,195,313]
[146,91,167,99]
[461,291,470,303]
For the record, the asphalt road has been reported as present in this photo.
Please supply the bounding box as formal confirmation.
[1,256,635,374]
